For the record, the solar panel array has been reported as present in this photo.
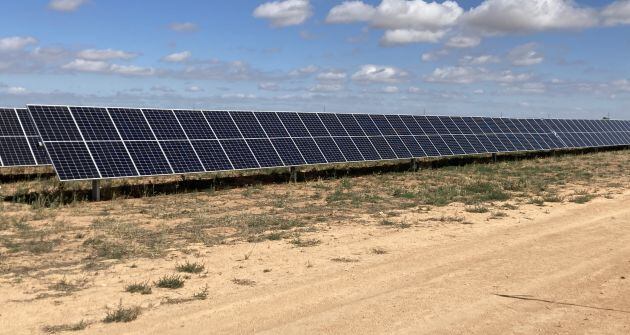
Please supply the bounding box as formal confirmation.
[0,108,51,167]
[26,105,630,182]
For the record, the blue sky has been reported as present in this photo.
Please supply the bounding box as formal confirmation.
[0,0,629,119]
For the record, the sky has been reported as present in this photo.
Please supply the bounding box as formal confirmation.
[0,0,630,119]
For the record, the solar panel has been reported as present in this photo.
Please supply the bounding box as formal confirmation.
[0,108,50,167]
[26,105,630,182]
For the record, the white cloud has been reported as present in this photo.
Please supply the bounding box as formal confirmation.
[49,0,87,12]
[381,29,447,45]
[317,71,348,82]
[77,48,137,60]
[408,86,425,94]
[253,0,313,27]
[421,49,448,62]
[326,1,376,23]
[169,22,199,32]
[310,83,344,92]
[6,86,27,95]
[163,51,191,63]
[463,0,598,35]
[289,65,318,76]
[601,0,630,26]
[109,64,155,76]
[445,35,481,48]
[352,64,409,83]
[62,59,109,72]
[460,54,500,65]
[186,85,204,92]
[425,66,532,84]
[508,43,544,66]
[382,86,399,93]
[0,36,38,52]
[326,0,463,45]
[259,82,280,91]
[62,59,155,76]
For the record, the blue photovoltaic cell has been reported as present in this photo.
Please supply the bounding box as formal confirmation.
[369,136,397,159]
[465,135,487,153]
[351,137,380,160]
[333,137,363,162]
[318,113,348,136]
[220,139,259,169]
[71,107,121,141]
[298,113,329,137]
[254,112,289,138]
[278,112,310,137]
[271,138,306,166]
[204,111,242,139]
[476,134,497,153]
[0,109,25,136]
[28,105,83,141]
[441,135,465,155]
[143,109,187,140]
[109,108,155,141]
[45,142,100,180]
[497,134,517,151]
[314,137,346,163]
[231,111,267,138]
[16,109,39,136]
[174,110,216,140]
[415,136,440,157]
[464,117,484,134]
[453,135,476,154]
[86,141,138,178]
[337,114,365,136]
[354,114,381,136]
[399,115,424,135]
[246,138,284,167]
[486,134,507,152]
[384,136,412,158]
[515,134,534,150]
[473,118,494,134]
[400,136,426,157]
[452,117,473,134]
[385,115,412,135]
[159,140,204,173]
[293,137,327,164]
[429,136,453,156]
[370,115,397,135]
[415,116,439,135]
[125,141,173,176]
[440,117,463,134]
[191,140,233,171]
[506,134,526,151]
[28,137,51,165]
[0,137,36,166]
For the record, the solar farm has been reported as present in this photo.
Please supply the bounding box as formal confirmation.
[2,106,630,333]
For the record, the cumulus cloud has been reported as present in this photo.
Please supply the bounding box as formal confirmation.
[169,22,199,32]
[259,82,280,91]
[289,65,318,76]
[425,66,531,84]
[445,35,481,48]
[460,55,500,65]
[352,64,409,83]
[6,86,28,95]
[601,0,630,26]
[327,0,463,45]
[62,59,155,76]
[421,49,449,62]
[77,48,137,60]
[463,0,598,35]
[186,85,204,92]
[381,29,447,45]
[507,43,544,66]
[49,0,87,12]
[326,1,376,23]
[0,36,38,52]
[381,86,399,93]
[253,0,313,27]
[163,51,192,63]
[310,83,344,92]
[317,71,348,82]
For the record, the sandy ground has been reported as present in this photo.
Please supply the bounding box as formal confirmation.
[2,190,628,334]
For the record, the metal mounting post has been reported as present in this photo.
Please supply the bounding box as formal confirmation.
[92,180,101,201]
[492,153,498,163]
[410,158,418,172]
[289,167,298,183]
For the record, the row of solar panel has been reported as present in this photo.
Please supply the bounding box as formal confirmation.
[0,108,51,167]
[26,105,630,181]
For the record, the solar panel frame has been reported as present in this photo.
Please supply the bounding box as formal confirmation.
[0,108,52,167]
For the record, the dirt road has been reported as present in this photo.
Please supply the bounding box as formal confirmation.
[73,194,629,335]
